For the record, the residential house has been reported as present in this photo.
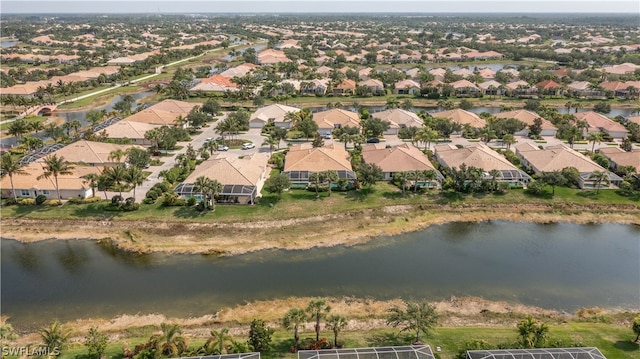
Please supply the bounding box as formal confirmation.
[190,74,237,94]
[452,68,474,78]
[494,110,558,137]
[434,143,531,186]
[38,140,142,167]
[283,143,356,188]
[515,143,622,189]
[220,63,259,78]
[601,81,634,98]
[429,109,486,129]
[361,143,442,188]
[451,79,481,96]
[477,68,496,81]
[257,49,291,65]
[175,153,270,205]
[478,80,505,96]
[0,163,101,200]
[125,99,201,127]
[506,80,537,98]
[371,108,424,135]
[300,79,329,96]
[357,79,385,95]
[601,62,640,75]
[429,68,447,81]
[628,116,640,126]
[101,120,162,146]
[312,108,361,134]
[249,104,301,129]
[393,79,421,95]
[535,80,563,97]
[597,147,640,172]
[333,79,357,96]
[567,81,604,98]
[573,111,629,139]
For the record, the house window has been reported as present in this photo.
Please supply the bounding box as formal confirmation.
[20,190,30,196]
[42,190,50,195]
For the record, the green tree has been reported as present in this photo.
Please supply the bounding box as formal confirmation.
[394,171,411,195]
[82,173,100,198]
[283,308,307,351]
[40,321,72,353]
[264,173,291,200]
[126,147,151,169]
[593,102,611,114]
[103,165,127,196]
[587,131,603,153]
[529,118,543,138]
[362,117,391,138]
[502,134,516,149]
[306,298,331,342]
[296,116,319,140]
[124,166,145,199]
[205,328,231,354]
[84,326,108,359]
[517,316,549,348]
[326,314,348,348]
[323,170,339,197]
[247,319,273,353]
[387,300,438,344]
[357,163,383,189]
[589,170,610,194]
[309,172,324,198]
[262,136,279,154]
[38,154,75,202]
[194,176,223,211]
[154,323,187,357]
[540,171,567,196]
[0,153,27,201]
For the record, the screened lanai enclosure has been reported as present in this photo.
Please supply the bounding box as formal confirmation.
[299,346,436,359]
[180,353,260,359]
[19,143,66,165]
[174,183,258,204]
[483,169,531,187]
[285,170,357,188]
[466,348,607,359]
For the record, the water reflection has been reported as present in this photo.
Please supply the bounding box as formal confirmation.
[55,241,90,274]
[95,239,154,268]
[10,243,42,273]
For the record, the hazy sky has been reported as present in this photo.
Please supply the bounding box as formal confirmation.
[2,0,639,14]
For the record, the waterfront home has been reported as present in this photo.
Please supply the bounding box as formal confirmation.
[258,48,291,65]
[429,109,486,129]
[573,111,629,139]
[312,108,361,134]
[515,143,622,189]
[190,74,238,94]
[0,163,101,200]
[451,79,481,96]
[357,79,385,95]
[38,140,142,167]
[371,108,424,135]
[362,143,442,188]
[101,120,162,146]
[220,63,259,78]
[175,153,269,205]
[434,143,531,187]
[333,79,357,96]
[535,79,563,97]
[393,79,421,95]
[124,99,201,127]
[478,80,504,96]
[567,81,604,98]
[283,143,356,188]
[506,80,537,98]
[597,147,640,172]
[249,104,301,129]
[494,110,558,137]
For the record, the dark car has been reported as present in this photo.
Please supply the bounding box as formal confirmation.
[366,137,380,143]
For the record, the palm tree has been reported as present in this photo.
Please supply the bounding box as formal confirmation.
[325,314,348,348]
[124,166,145,198]
[262,136,279,154]
[205,328,232,355]
[309,172,323,198]
[38,154,75,202]
[587,131,603,153]
[323,170,339,197]
[589,170,610,194]
[108,149,127,163]
[306,298,331,341]
[40,321,72,352]
[103,165,127,196]
[156,323,187,357]
[394,171,410,195]
[0,153,27,201]
[488,169,501,192]
[502,134,516,149]
[82,173,100,198]
[194,176,223,211]
[283,308,307,351]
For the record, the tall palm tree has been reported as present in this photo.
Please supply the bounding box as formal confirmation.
[40,321,72,352]
[394,171,410,195]
[306,298,331,341]
[262,136,279,154]
[283,308,307,351]
[82,173,100,198]
[205,327,232,354]
[488,169,502,192]
[194,176,223,211]
[323,170,339,197]
[587,131,603,153]
[103,165,127,196]
[1,153,27,201]
[309,172,323,198]
[124,166,145,198]
[325,315,348,348]
[37,154,75,202]
[502,134,516,149]
[108,149,127,163]
[589,170,610,194]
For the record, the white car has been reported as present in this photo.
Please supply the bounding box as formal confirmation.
[241,143,255,150]
[218,145,229,151]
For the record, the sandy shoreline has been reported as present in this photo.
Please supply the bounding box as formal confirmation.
[2,203,639,255]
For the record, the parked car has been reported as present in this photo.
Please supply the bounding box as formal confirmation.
[324,132,332,139]
[242,143,255,150]
[366,137,380,143]
[204,137,212,142]
[218,145,229,151]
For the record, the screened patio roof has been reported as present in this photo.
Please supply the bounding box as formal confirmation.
[174,183,257,197]
[299,345,435,359]
[466,347,606,359]
[180,352,260,359]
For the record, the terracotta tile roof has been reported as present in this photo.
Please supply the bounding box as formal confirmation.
[451,79,480,90]
[371,108,423,129]
[599,148,640,170]
[494,110,557,130]
[102,120,162,139]
[38,141,141,165]
[312,108,361,129]
[574,111,628,134]
[506,80,532,90]
[478,80,503,90]
[628,116,640,125]
[201,74,237,87]
[362,144,437,172]
[0,162,101,192]
[430,109,486,128]
[358,79,384,88]
[515,143,607,173]
[284,144,353,173]
[535,79,562,90]
[335,79,356,90]
[434,143,520,172]
[183,153,269,186]
[250,104,301,124]
[394,79,420,89]
[125,100,200,126]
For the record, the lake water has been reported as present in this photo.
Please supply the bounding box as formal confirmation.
[1,40,19,48]
[57,91,153,125]
[1,221,638,330]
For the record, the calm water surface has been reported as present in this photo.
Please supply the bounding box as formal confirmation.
[1,221,638,329]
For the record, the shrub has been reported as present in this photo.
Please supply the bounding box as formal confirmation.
[18,198,36,205]
[142,198,155,205]
[111,195,124,206]
[44,199,62,206]
[146,189,160,200]
[4,198,18,206]
[35,194,47,205]
[187,197,197,206]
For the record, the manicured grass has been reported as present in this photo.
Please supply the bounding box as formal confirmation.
[8,322,637,359]
[2,183,638,223]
